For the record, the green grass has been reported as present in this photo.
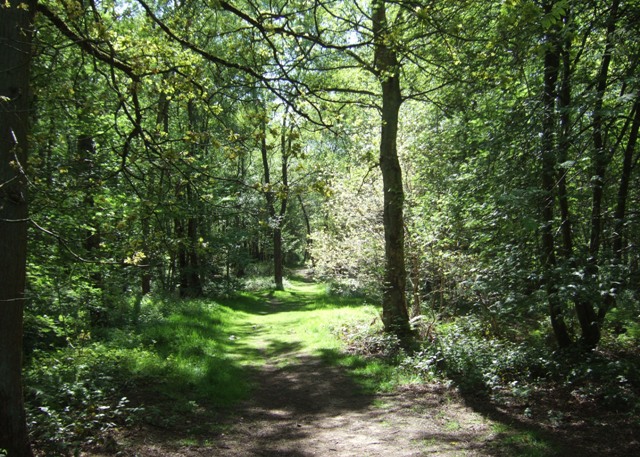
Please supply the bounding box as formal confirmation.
[122,279,383,407]
[489,423,558,457]
[26,278,385,451]
[231,283,375,340]
[106,278,404,433]
[25,276,570,455]
[445,419,462,431]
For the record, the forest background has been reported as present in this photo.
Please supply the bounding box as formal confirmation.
[1,0,639,455]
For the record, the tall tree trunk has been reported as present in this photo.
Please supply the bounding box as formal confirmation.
[260,113,281,289]
[175,194,203,298]
[260,108,290,291]
[604,91,640,321]
[176,101,203,298]
[373,0,411,337]
[141,90,171,296]
[77,134,105,325]
[0,2,35,456]
[612,92,640,262]
[557,9,574,261]
[540,1,572,348]
[276,116,290,287]
[273,225,284,289]
[576,0,620,347]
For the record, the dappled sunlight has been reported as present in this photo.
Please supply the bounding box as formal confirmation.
[27,280,617,456]
[94,280,382,428]
[120,281,509,456]
[220,280,376,316]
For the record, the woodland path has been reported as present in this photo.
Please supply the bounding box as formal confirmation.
[119,314,498,456]
[89,283,603,457]
[209,358,499,457]
[213,293,498,456]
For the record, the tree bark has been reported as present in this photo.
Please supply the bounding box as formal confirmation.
[260,112,282,290]
[612,93,640,266]
[540,1,572,348]
[77,134,106,324]
[0,2,35,456]
[604,91,640,322]
[372,0,411,337]
[260,108,290,291]
[275,115,291,288]
[556,9,574,261]
[575,0,620,347]
[175,187,203,298]
[177,101,203,298]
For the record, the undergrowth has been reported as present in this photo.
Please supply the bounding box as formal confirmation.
[338,313,640,422]
[405,315,640,413]
[24,278,382,455]
[26,346,143,455]
[25,295,251,455]
[24,276,640,456]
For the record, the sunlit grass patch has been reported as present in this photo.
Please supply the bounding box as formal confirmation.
[25,278,395,453]
[489,423,558,457]
[125,280,387,404]
[131,298,254,406]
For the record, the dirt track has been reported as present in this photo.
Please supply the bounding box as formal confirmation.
[118,353,500,457]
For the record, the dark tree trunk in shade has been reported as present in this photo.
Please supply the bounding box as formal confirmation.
[0,2,35,456]
[539,1,572,348]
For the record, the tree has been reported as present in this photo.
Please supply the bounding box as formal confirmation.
[372,0,413,335]
[258,105,291,291]
[535,0,639,348]
[0,2,36,455]
[400,0,640,349]
[539,0,573,348]
[214,0,415,334]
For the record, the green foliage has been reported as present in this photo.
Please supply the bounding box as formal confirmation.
[25,346,142,455]
[396,314,640,416]
[338,321,403,361]
[401,317,550,393]
[560,350,640,411]
[310,166,385,299]
[16,0,640,453]
[24,293,249,455]
[489,423,557,457]
[24,281,386,453]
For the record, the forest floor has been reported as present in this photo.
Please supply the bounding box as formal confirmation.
[83,283,638,457]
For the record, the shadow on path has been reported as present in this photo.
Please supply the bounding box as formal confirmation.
[217,354,375,456]
[211,347,497,457]
[102,288,605,457]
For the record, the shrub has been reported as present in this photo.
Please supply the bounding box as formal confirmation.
[25,345,143,455]
[402,316,549,393]
[337,321,403,361]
